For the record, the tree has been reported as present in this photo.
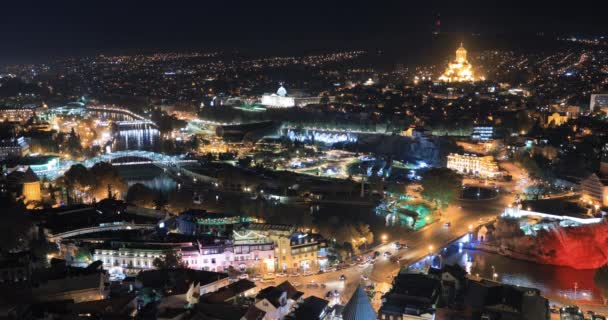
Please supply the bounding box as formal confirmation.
[318,219,374,255]
[30,239,59,267]
[60,162,127,202]
[74,247,93,264]
[62,164,92,203]
[595,265,608,305]
[89,162,128,200]
[152,251,187,269]
[166,190,194,214]
[126,183,157,208]
[420,168,463,210]
[0,199,32,253]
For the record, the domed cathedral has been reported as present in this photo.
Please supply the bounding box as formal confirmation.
[438,42,476,82]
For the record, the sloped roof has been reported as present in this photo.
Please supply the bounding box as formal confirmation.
[294,296,329,319]
[277,281,303,301]
[256,286,284,308]
[201,279,256,303]
[342,285,376,320]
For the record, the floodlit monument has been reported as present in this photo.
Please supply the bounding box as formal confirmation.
[439,43,475,82]
[261,85,331,108]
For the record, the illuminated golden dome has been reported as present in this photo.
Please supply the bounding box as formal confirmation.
[455,42,467,63]
[439,43,475,82]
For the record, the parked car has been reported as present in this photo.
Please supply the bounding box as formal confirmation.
[306,281,319,289]
[262,274,276,282]
[290,273,301,277]
[238,273,249,279]
[383,251,392,258]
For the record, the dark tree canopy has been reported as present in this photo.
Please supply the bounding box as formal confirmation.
[420,168,463,209]
[152,251,187,269]
[0,199,32,253]
[61,162,127,203]
[595,264,608,305]
[126,183,157,208]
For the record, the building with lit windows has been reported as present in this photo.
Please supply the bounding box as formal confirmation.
[546,112,569,127]
[580,174,608,207]
[0,104,44,123]
[0,137,30,159]
[471,126,494,141]
[233,224,327,272]
[580,144,608,207]
[447,153,500,178]
[93,239,275,276]
[590,93,608,113]
[438,43,476,82]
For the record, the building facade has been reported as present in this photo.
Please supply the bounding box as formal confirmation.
[0,137,30,160]
[446,153,500,178]
[546,112,569,127]
[233,224,327,272]
[471,126,494,141]
[580,173,608,207]
[590,93,608,113]
[260,86,327,108]
[93,240,275,276]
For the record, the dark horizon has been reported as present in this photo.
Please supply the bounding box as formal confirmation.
[1,1,606,65]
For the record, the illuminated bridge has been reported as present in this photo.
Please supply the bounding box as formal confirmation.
[48,222,156,242]
[86,105,158,127]
[46,151,197,180]
[80,150,197,167]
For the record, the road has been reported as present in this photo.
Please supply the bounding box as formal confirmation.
[369,193,514,286]
[252,161,529,309]
[251,191,515,309]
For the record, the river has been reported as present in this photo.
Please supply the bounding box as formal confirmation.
[410,239,602,304]
[116,164,177,193]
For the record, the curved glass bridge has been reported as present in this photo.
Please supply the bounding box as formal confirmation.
[42,150,196,181]
[80,150,193,167]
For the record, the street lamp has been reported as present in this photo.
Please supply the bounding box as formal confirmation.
[381,234,388,242]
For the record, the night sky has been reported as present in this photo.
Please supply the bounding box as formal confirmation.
[1,1,606,64]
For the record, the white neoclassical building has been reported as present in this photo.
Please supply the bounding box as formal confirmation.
[447,153,501,178]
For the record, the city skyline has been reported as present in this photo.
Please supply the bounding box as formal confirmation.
[1,1,607,64]
[2,2,608,319]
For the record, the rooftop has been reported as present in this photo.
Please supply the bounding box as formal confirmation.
[342,285,376,320]
[137,268,228,295]
[201,279,256,303]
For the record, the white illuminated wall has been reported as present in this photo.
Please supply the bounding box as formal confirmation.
[261,94,295,108]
